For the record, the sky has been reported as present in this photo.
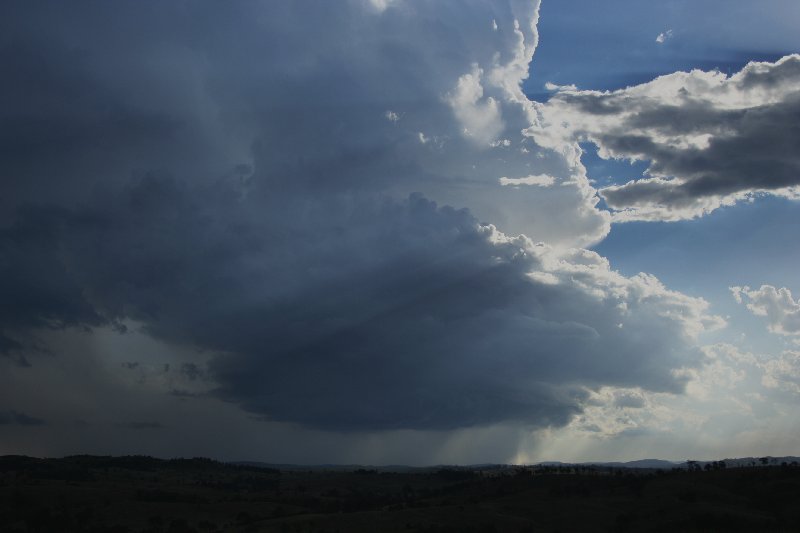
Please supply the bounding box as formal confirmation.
[1,0,799,465]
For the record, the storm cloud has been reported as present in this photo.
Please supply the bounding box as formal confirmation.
[1,0,724,444]
[0,411,45,426]
[1,175,721,430]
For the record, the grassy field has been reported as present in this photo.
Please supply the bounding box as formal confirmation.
[2,455,799,532]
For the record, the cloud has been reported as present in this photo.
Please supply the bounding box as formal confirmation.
[530,55,800,221]
[762,350,800,395]
[0,0,724,441]
[180,363,204,382]
[0,0,609,248]
[703,343,800,399]
[731,285,800,336]
[446,65,505,145]
[0,174,722,431]
[117,421,164,430]
[499,174,555,187]
[655,29,673,44]
[0,410,45,426]
[567,387,653,438]
[365,0,400,14]
[531,340,800,462]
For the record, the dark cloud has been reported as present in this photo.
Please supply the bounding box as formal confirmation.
[533,55,800,221]
[0,0,719,439]
[0,173,714,430]
[117,422,164,430]
[0,334,24,361]
[169,389,202,399]
[601,94,800,203]
[180,363,204,382]
[0,410,45,426]
[0,0,608,245]
[0,206,106,361]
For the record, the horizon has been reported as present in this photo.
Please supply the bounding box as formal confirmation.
[4,452,800,470]
[6,453,800,468]
[2,0,800,465]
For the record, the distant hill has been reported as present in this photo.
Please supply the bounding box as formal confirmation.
[535,456,800,470]
[233,456,800,472]
[230,461,449,473]
[584,459,680,469]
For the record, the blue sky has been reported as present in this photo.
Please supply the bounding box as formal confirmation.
[1,0,799,464]
[527,0,800,93]
[530,0,800,358]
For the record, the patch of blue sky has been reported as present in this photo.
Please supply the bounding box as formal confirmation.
[579,142,649,188]
[525,0,800,99]
[593,196,800,352]
[594,197,800,289]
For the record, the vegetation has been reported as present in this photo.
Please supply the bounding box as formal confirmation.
[2,455,800,531]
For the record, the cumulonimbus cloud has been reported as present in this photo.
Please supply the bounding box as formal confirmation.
[530,55,800,221]
[0,0,723,433]
[1,174,723,430]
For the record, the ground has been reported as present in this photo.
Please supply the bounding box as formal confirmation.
[2,455,800,532]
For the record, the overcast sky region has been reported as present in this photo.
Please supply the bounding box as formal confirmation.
[1,0,799,465]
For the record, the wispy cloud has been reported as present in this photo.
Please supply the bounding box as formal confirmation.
[655,29,673,44]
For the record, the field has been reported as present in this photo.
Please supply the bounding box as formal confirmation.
[2,456,800,532]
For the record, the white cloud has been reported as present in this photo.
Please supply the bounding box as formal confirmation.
[762,350,800,395]
[365,0,399,14]
[731,285,800,336]
[499,174,555,187]
[703,344,800,398]
[445,64,504,145]
[527,340,799,462]
[490,138,512,147]
[655,29,673,44]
